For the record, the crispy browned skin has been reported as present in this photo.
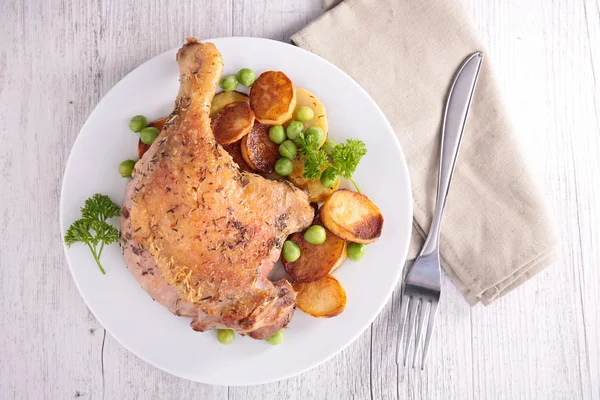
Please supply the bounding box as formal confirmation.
[124,38,313,337]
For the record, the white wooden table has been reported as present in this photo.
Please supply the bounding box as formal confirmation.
[1,0,598,398]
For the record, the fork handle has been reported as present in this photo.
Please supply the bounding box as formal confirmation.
[420,52,483,257]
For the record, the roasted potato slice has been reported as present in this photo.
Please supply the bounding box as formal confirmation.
[320,189,383,244]
[294,88,328,147]
[210,91,249,118]
[288,157,339,203]
[211,102,255,145]
[249,71,296,125]
[138,139,151,159]
[294,276,347,318]
[222,141,253,173]
[137,116,169,158]
[282,216,347,283]
[241,122,280,173]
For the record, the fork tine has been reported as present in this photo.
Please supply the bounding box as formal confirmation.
[420,300,439,369]
[402,298,419,366]
[411,299,429,368]
[395,295,411,364]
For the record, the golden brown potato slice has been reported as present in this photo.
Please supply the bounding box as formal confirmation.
[282,216,347,283]
[288,157,339,203]
[294,276,347,318]
[249,71,296,125]
[241,122,280,173]
[211,102,255,145]
[222,141,253,173]
[210,91,249,118]
[294,88,328,148]
[137,116,169,158]
[320,189,383,244]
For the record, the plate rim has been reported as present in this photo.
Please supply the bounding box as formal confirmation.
[60,36,413,386]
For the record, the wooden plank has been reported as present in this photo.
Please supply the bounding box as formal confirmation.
[0,0,106,398]
[580,1,600,397]
[232,0,323,42]
[468,1,599,399]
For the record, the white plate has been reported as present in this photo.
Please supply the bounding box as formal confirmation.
[60,37,412,386]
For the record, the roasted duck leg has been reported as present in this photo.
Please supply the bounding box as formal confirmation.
[121,38,313,339]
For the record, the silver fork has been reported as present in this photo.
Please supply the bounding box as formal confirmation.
[396,52,483,369]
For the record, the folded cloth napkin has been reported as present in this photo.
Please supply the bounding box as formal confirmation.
[291,0,559,305]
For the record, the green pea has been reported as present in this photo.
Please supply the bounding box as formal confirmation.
[237,68,257,87]
[305,126,325,146]
[286,120,304,140]
[279,140,297,159]
[304,225,326,245]
[118,160,136,178]
[269,125,286,144]
[129,115,148,132]
[140,127,160,145]
[216,329,235,345]
[320,167,339,188]
[220,75,239,92]
[322,139,337,156]
[347,242,366,261]
[283,240,301,263]
[274,158,293,176]
[295,106,314,122]
[266,329,284,345]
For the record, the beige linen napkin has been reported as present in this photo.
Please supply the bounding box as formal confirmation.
[292,0,559,305]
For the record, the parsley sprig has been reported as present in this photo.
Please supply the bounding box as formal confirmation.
[296,133,367,193]
[64,194,121,274]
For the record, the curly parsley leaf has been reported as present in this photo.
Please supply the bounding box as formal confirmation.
[330,139,367,179]
[64,219,94,247]
[298,136,367,192]
[303,149,329,179]
[91,220,120,245]
[81,193,121,222]
[64,194,121,274]
[303,131,322,152]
